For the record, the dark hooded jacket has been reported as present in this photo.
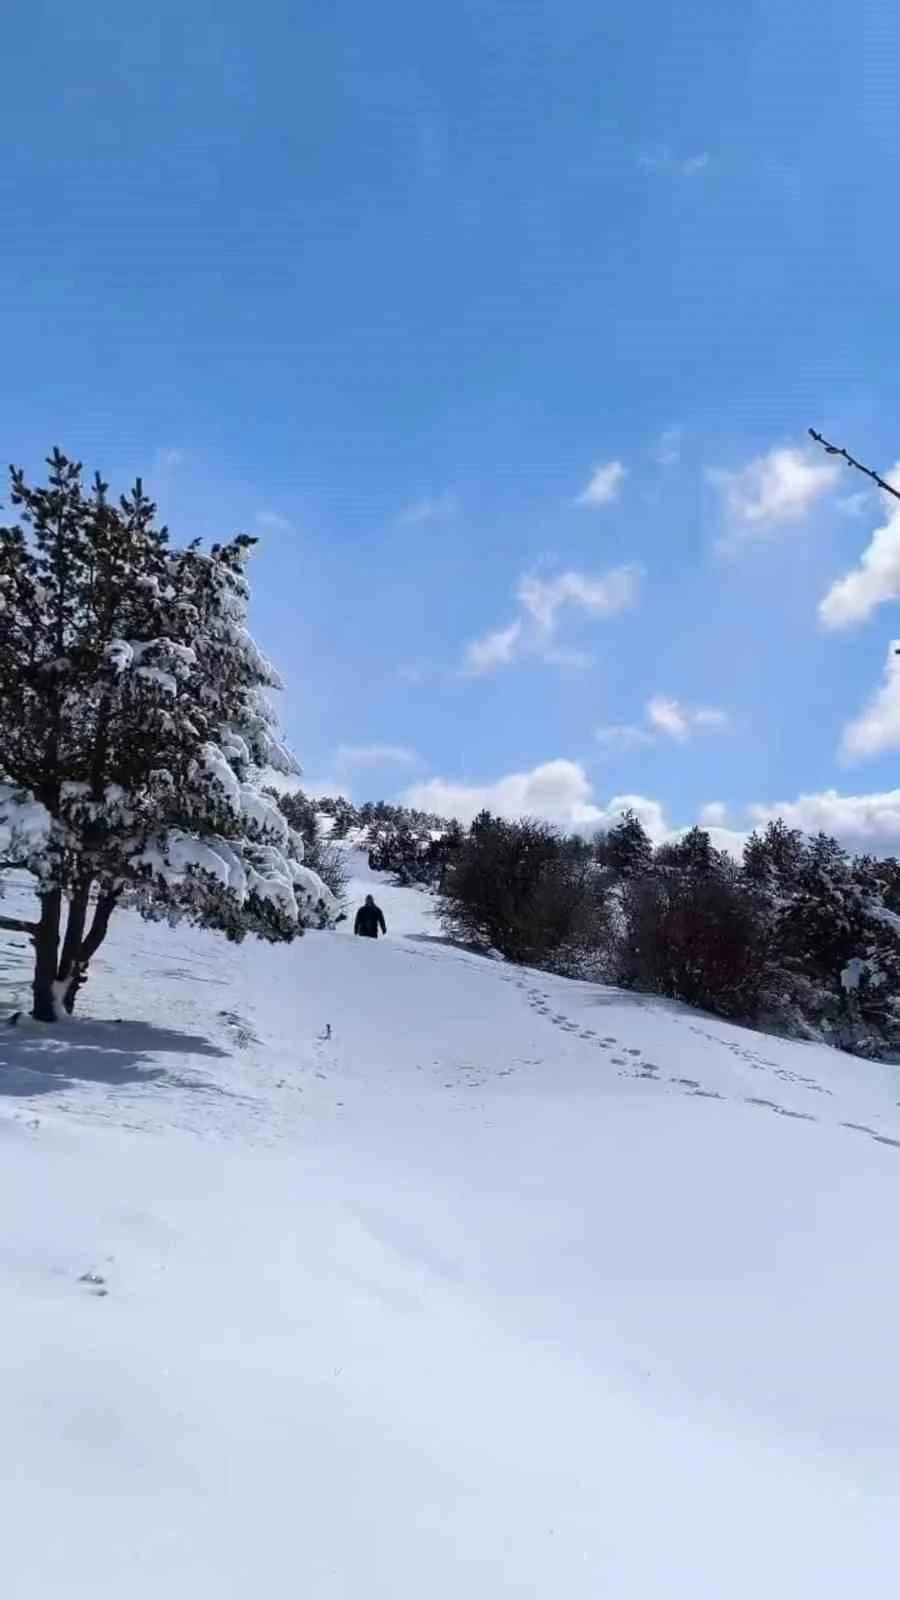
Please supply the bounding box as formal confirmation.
[354,896,387,939]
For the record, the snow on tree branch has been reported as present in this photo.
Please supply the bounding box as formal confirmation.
[0,450,335,1019]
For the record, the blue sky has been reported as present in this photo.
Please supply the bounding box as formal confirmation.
[4,0,900,849]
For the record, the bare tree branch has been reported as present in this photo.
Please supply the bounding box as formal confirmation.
[808,428,900,503]
[0,915,37,936]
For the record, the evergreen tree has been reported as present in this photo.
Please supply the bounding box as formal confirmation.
[595,809,653,879]
[0,451,334,1020]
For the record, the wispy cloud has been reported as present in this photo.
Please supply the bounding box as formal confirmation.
[595,724,654,755]
[519,567,641,630]
[837,490,871,518]
[840,642,900,763]
[463,621,523,676]
[710,444,840,554]
[655,426,683,467]
[596,697,730,754]
[152,447,185,477]
[335,743,421,770]
[397,493,457,527]
[464,563,643,677]
[575,460,627,508]
[646,696,730,741]
[256,509,294,535]
[638,146,711,178]
[820,464,900,629]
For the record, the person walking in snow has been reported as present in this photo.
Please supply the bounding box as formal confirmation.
[354,894,387,939]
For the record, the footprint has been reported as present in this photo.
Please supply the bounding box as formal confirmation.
[689,1088,723,1099]
[841,1122,900,1149]
[773,1107,817,1122]
[625,1048,642,1057]
[671,1077,700,1088]
[745,1096,778,1108]
[78,1271,109,1298]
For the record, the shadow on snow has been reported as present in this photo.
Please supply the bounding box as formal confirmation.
[0,1017,229,1098]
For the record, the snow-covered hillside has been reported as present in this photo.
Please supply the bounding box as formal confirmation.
[1,854,898,1597]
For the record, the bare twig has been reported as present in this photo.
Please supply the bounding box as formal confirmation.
[0,915,37,937]
[808,428,900,503]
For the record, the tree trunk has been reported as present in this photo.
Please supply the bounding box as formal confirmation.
[62,889,119,1015]
[32,889,62,1021]
[56,879,93,1015]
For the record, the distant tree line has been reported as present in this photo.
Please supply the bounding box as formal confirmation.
[437,809,900,1058]
[291,788,900,1057]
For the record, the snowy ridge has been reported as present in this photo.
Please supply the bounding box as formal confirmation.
[0,853,897,1596]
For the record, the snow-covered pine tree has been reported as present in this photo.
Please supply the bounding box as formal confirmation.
[0,450,335,1021]
[595,808,653,880]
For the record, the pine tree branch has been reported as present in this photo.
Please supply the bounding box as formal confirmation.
[808,429,900,502]
[0,915,37,936]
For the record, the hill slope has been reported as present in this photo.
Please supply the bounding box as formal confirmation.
[1,856,898,1597]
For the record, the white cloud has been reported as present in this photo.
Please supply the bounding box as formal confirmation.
[710,445,840,552]
[152,447,185,476]
[638,147,711,178]
[462,564,642,676]
[595,724,653,754]
[575,461,627,507]
[595,698,730,755]
[405,760,660,833]
[463,620,523,676]
[258,766,348,801]
[839,642,900,763]
[411,756,900,858]
[397,493,456,527]
[837,490,871,518]
[655,427,683,467]
[256,509,294,535]
[820,467,900,629]
[519,566,641,631]
[645,696,730,742]
[335,743,420,770]
[301,777,350,801]
[748,787,900,855]
[646,697,690,740]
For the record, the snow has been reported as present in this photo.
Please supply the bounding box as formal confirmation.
[135,664,178,694]
[0,784,53,858]
[238,783,289,843]
[841,955,868,991]
[198,741,242,813]
[0,851,898,1596]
